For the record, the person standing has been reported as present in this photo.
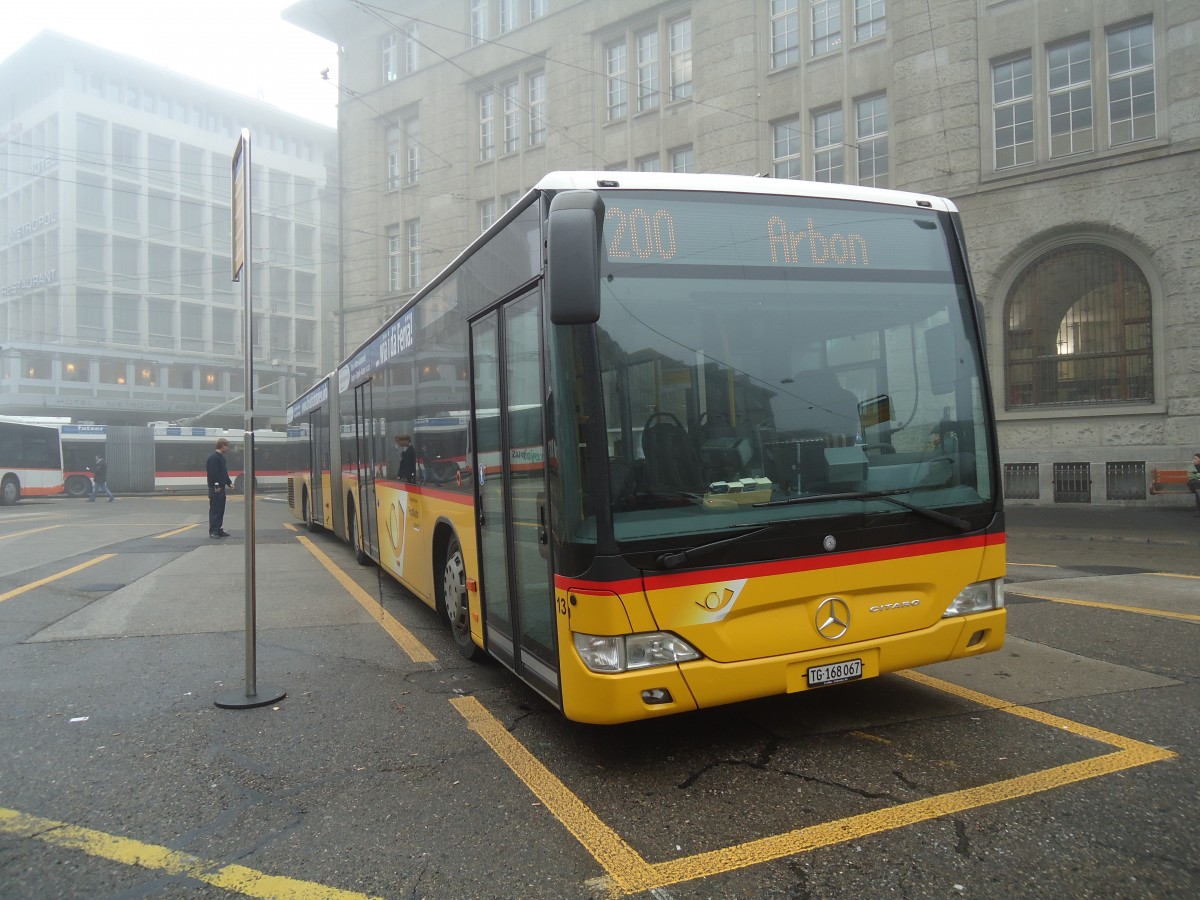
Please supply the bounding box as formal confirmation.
[206,438,234,538]
[1187,452,1200,517]
[87,455,114,502]
[394,433,417,484]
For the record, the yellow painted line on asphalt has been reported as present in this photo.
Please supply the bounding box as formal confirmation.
[0,525,62,541]
[1007,562,1059,568]
[1004,587,1200,623]
[1146,571,1200,580]
[450,696,657,892]
[0,807,381,899]
[0,554,115,604]
[154,524,199,539]
[454,673,1177,897]
[296,535,436,664]
[283,522,297,531]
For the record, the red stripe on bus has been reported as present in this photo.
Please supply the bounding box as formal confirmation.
[555,532,1005,594]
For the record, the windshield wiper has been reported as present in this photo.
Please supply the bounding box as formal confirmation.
[655,520,798,570]
[754,488,972,532]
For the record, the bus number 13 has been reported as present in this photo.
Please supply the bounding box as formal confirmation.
[606,207,678,261]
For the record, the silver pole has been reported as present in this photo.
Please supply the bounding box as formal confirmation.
[216,128,283,710]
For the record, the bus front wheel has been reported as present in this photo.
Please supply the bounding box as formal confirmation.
[0,476,19,506]
[442,538,483,661]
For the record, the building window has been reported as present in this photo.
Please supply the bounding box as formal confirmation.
[296,321,315,354]
[77,173,106,223]
[668,18,692,101]
[77,115,105,166]
[1048,36,1093,157]
[529,0,547,21]
[811,0,842,56]
[181,304,204,351]
[670,145,694,173]
[636,154,661,172]
[112,126,138,172]
[813,107,844,182]
[406,219,421,290]
[387,225,402,292]
[636,28,659,112]
[76,287,106,337]
[180,250,205,299]
[471,0,488,46]
[1004,244,1152,409]
[772,116,803,179]
[502,80,520,154]
[854,0,886,43]
[770,0,799,69]
[993,54,1034,169]
[500,0,516,34]
[112,180,140,229]
[148,299,174,349]
[606,40,628,120]
[382,34,398,83]
[855,94,888,186]
[403,22,420,74]
[405,116,420,183]
[387,127,401,189]
[1107,20,1155,145]
[213,309,236,352]
[479,91,495,160]
[114,295,140,341]
[479,199,496,232]
[528,71,546,146]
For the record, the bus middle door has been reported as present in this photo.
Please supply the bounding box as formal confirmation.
[353,380,380,562]
[470,291,559,706]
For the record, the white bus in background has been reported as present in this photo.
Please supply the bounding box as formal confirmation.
[0,416,65,505]
[59,424,296,497]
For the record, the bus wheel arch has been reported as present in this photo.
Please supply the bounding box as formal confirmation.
[0,474,19,506]
[434,524,484,661]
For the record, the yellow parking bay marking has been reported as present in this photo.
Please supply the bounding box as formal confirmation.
[283,522,297,532]
[1007,562,1059,568]
[0,807,381,900]
[0,525,62,541]
[0,554,115,604]
[296,535,436,664]
[1005,587,1200,623]
[154,523,199,539]
[452,696,656,889]
[1147,571,1200,580]
[453,675,1176,898]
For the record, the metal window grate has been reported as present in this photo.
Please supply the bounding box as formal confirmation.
[1004,463,1040,499]
[1053,462,1092,503]
[1106,461,1146,500]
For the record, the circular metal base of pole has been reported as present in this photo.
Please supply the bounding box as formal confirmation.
[215,686,286,709]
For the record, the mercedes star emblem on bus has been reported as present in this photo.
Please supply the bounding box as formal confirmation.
[816,597,850,640]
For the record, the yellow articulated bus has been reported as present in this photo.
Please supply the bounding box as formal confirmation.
[287,171,1005,725]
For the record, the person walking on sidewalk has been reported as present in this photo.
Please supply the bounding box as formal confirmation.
[1188,452,1200,517]
[206,438,234,538]
[87,455,114,502]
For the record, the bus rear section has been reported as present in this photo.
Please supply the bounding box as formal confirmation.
[0,417,65,504]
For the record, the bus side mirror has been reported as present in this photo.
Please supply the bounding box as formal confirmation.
[548,190,604,325]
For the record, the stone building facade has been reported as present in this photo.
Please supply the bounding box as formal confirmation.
[284,0,1199,504]
[0,32,337,427]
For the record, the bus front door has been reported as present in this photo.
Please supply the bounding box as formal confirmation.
[471,292,559,705]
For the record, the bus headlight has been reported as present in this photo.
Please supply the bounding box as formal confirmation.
[573,632,701,673]
[942,579,1005,617]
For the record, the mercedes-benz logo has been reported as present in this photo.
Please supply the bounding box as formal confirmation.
[816,597,850,640]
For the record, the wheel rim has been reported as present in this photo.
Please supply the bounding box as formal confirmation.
[2,480,16,504]
[443,545,468,639]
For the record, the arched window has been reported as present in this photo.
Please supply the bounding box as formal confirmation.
[1004,244,1152,409]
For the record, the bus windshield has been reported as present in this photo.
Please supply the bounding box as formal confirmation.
[593,191,995,544]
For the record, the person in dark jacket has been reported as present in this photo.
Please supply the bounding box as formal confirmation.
[206,438,234,537]
[394,434,417,484]
[87,455,114,502]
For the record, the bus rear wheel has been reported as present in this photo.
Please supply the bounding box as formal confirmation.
[0,476,19,506]
[347,504,371,566]
[442,538,483,661]
[65,474,92,498]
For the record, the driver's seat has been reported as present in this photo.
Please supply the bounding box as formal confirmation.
[641,413,706,495]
